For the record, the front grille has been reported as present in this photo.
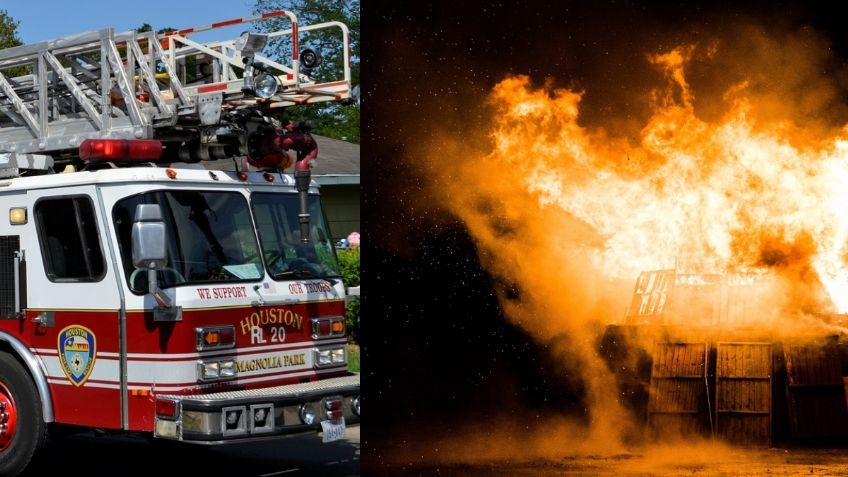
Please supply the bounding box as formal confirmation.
[161,374,360,405]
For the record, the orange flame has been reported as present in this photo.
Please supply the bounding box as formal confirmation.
[479,46,848,315]
[414,34,848,451]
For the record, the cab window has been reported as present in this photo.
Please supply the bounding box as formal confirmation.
[36,196,105,281]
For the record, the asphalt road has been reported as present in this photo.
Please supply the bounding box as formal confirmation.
[28,425,360,477]
[364,447,848,477]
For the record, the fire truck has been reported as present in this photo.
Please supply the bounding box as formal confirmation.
[0,10,359,476]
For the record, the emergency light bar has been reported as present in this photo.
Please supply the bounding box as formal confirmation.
[79,139,163,162]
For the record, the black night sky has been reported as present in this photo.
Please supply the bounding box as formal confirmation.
[362,0,848,470]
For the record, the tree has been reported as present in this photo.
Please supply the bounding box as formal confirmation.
[0,10,25,77]
[337,247,360,344]
[0,10,22,50]
[253,0,360,143]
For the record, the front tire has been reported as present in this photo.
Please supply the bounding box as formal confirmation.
[0,352,47,477]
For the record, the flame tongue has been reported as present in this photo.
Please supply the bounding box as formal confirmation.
[480,48,848,315]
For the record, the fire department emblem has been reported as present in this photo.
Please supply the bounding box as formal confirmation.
[58,325,96,387]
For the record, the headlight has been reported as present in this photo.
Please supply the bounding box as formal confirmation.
[299,403,317,425]
[254,73,279,99]
[219,360,237,378]
[200,361,219,380]
[316,349,331,366]
[314,347,346,368]
[197,359,238,382]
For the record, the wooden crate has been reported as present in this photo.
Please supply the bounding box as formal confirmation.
[647,342,708,439]
[784,344,848,439]
[715,342,772,446]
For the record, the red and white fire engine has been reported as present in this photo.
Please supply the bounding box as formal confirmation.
[0,10,359,476]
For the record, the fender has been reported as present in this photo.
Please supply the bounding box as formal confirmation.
[0,331,53,422]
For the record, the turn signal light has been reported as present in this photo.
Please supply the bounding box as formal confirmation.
[311,316,346,340]
[196,326,236,350]
[155,398,178,418]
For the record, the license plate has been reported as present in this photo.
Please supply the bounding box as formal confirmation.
[321,418,346,443]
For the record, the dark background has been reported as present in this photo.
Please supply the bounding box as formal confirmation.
[361,0,848,469]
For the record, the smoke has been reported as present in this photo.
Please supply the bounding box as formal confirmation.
[683,22,848,145]
[400,14,848,461]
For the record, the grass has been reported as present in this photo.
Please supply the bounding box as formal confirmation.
[347,343,360,373]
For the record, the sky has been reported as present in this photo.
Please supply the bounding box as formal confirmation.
[6,0,262,44]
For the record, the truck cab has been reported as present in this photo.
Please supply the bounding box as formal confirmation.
[0,163,359,442]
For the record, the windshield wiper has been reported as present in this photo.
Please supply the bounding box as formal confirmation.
[272,269,318,280]
[272,269,339,285]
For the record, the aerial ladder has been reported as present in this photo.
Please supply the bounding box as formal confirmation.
[0,10,352,176]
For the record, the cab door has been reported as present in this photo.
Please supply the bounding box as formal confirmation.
[23,187,123,429]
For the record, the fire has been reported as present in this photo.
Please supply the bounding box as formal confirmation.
[450,46,848,316]
[411,30,848,454]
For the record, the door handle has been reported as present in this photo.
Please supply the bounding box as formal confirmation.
[32,312,54,328]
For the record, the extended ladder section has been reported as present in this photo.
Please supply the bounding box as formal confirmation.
[161,11,352,107]
[0,10,351,169]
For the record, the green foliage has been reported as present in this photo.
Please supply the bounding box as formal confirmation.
[136,23,175,34]
[345,292,360,343]
[0,10,21,50]
[0,10,26,77]
[338,246,360,286]
[337,247,360,343]
[347,343,360,373]
[253,0,360,143]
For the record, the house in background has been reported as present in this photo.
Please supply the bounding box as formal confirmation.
[310,135,360,241]
[200,134,360,241]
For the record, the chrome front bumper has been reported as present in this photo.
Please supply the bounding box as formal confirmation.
[154,374,360,443]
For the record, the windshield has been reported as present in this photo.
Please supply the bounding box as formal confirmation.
[252,192,341,280]
[114,190,341,292]
[114,190,263,293]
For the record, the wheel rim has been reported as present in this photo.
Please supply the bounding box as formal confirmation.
[0,381,17,450]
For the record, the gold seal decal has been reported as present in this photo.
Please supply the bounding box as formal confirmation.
[58,325,97,387]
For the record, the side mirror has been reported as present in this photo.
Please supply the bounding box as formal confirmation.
[345,286,360,304]
[131,204,180,321]
[132,204,167,270]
